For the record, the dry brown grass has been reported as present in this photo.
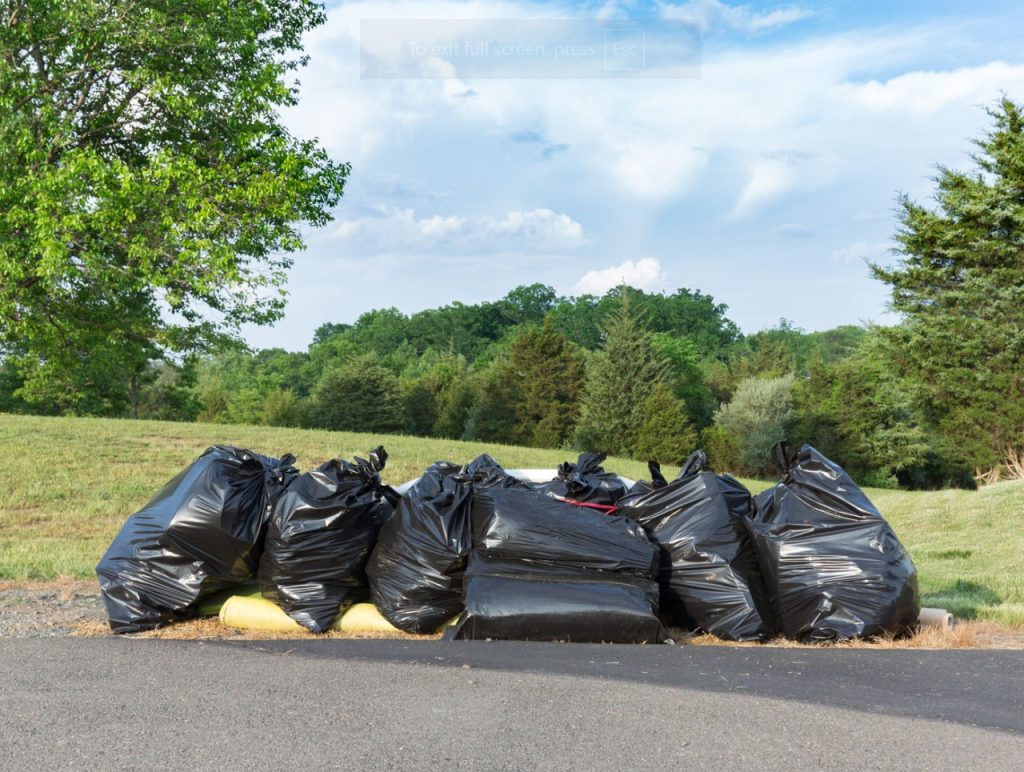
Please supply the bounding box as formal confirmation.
[677,620,1024,650]
[72,618,442,641]
[69,618,1024,648]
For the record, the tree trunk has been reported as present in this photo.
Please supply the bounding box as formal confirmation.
[129,372,138,419]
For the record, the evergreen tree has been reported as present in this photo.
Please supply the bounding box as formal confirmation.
[504,320,586,448]
[464,367,519,443]
[573,296,671,456]
[632,382,699,464]
[873,98,1024,472]
[792,335,933,487]
[310,355,406,433]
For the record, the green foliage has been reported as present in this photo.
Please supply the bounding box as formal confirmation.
[714,374,796,475]
[651,332,717,427]
[309,355,407,434]
[702,424,741,472]
[261,389,304,428]
[481,320,586,448]
[632,382,699,464]
[401,350,477,438]
[792,334,933,486]
[0,0,347,411]
[136,360,201,423]
[549,286,740,355]
[873,97,1024,472]
[574,297,672,457]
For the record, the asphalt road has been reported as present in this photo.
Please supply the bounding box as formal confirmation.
[2,639,1022,769]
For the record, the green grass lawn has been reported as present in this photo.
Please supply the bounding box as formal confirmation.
[2,413,1021,625]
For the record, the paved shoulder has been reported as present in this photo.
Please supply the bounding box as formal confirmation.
[1,640,1022,770]
[222,638,1024,733]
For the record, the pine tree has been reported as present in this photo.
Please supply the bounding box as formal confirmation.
[872,98,1024,471]
[505,320,586,448]
[469,320,585,448]
[632,382,699,464]
[310,355,407,433]
[573,296,672,456]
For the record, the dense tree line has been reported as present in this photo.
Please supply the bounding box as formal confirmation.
[0,277,978,488]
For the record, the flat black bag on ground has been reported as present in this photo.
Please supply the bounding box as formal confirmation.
[366,455,523,633]
[749,442,921,643]
[444,555,663,643]
[538,452,629,505]
[258,447,399,633]
[444,486,663,643]
[96,446,297,633]
[616,451,777,642]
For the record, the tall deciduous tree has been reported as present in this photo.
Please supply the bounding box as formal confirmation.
[872,98,1024,472]
[0,0,348,415]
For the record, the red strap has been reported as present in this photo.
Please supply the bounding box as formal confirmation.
[555,497,619,515]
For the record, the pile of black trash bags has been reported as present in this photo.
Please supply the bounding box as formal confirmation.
[97,443,920,644]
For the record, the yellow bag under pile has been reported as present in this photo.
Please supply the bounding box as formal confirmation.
[219,595,407,634]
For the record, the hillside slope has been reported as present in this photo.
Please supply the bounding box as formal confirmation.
[1,414,1020,624]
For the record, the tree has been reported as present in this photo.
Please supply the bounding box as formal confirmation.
[632,382,698,465]
[651,331,716,427]
[0,1,348,415]
[714,374,796,475]
[493,317,589,444]
[501,283,557,325]
[792,337,932,487]
[574,297,672,457]
[309,355,406,434]
[873,98,1024,474]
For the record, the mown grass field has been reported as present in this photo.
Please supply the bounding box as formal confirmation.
[2,413,1022,625]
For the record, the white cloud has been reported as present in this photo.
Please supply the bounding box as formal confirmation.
[333,207,585,251]
[660,0,813,34]
[574,257,667,295]
[283,1,1024,215]
[732,158,799,217]
[845,61,1024,116]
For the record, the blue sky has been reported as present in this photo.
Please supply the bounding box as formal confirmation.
[245,0,1024,350]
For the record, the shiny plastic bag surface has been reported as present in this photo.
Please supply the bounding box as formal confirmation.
[366,455,521,633]
[446,487,663,642]
[749,443,920,642]
[538,452,629,505]
[96,446,297,633]
[444,555,663,643]
[617,451,777,641]
[258,447,399,633]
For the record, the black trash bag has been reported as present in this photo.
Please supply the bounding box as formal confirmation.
[444,555,664,643]
[258,447,400,633]
[366,455,523,633]
[463,453,533,491]
[538,452,629,505]
[96,446,297,633]
[444,486,664,642]
[470,486,659,574]
[616,450,777,642]
[748,442,921,643]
